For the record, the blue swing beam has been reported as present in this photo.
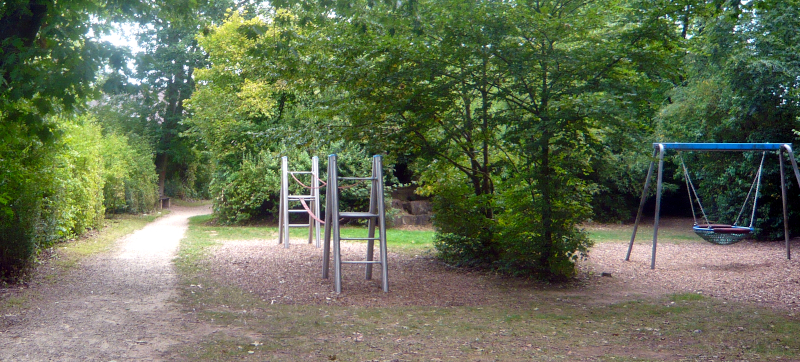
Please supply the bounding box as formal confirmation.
[625,143,800,269]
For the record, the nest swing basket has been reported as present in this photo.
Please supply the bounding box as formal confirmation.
[692,224,753,245]
[681,151,766,246]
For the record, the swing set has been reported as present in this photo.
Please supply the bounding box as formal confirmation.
[626,143,800,269]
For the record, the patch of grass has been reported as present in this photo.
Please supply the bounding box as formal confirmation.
[175,218,800,361]
[669,292,706,302]
[177,287,800,361]
[340,226,435,253]
[182,216,435,255]
[2,295,26,309]
[586,224,700,244]
[279,226,435,254]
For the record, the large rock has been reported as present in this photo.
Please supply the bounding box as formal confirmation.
[391,199,405,210]
[407,200,432,215]
[392,214,432,226]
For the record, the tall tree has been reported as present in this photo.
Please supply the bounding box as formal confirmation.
[297,0,682,277]
[1,0,137,141]
[133,0,235,197]
[1,0,142,277]
[657,0,800,238]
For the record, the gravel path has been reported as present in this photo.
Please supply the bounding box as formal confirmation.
[0,205,211,361]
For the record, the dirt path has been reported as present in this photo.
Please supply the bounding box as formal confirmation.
[0,205,211,361]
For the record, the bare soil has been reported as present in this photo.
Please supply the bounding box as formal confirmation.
[589,235,800,312]
[0,205,211,361]
[4,209,800,361]
[210,221,800,314]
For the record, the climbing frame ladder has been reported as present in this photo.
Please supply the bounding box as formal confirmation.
[278,156,322,248]
[322,154,389,293]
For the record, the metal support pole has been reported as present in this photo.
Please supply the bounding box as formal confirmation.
[278,159,284,245]
[780,151,791,260]
[322,157,333,279]
[312,156,321,248]
[784,145,800,190]
[650,144,666,269]
[329,154,343,293]
[376,156,389,292]
[626,148,658,261]
[280,156,290,248]
[365,157,377,281]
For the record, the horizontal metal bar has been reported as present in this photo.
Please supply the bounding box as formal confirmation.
[288,224,310,227]
[655,143,790,151]
[288,209,309,213]
[289,171,313,174]
[339,212,378,218]
[341,260,383,264]
[339,177,376,181]
[288,195,315,199]
[340,237,380,241]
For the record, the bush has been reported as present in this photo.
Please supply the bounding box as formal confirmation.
[211,151,281,224]
[0,114,108,279]
[429,181,497,268]
[495,178,594,279]
[48,116,106,236]
[101,133,159,214]
[421,162,594,280]
[210,143,375,225]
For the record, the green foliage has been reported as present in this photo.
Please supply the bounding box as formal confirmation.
[48,115,106,236]
[0,114,107,278]
[429,180,498,268]
[183,0,683,279]
[300,0,677,278]
[656,0,800,239]
[497,181,594,279]
[210,151,280,225]
[101,132,159,214]
[1,0,138,145]
[208,145,373,225]
[186,11,375,224]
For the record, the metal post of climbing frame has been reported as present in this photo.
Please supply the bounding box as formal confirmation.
[322,155,335,280]
[376,156,389,292]
[364,155,389,292]
[331,155,343,293]
[365,157,377,281]
[322,154,389,293]
[279,156,290,248]
[279,156,321,248]
[312,156,321,248]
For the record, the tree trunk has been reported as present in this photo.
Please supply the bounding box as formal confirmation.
[158,152,168,197]
[0,1,50,83]
[538,131,553,273]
